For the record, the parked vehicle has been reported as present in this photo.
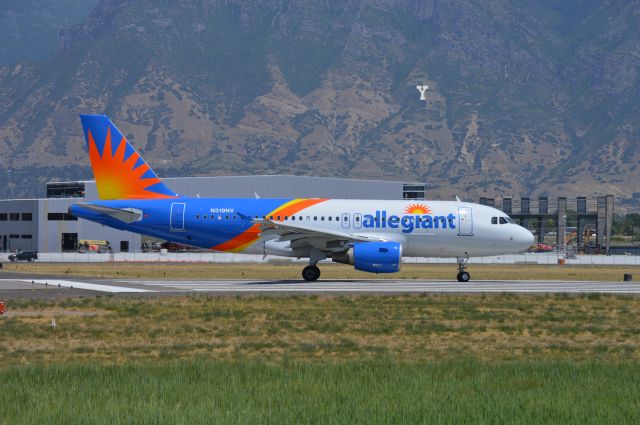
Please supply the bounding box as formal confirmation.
[78,240,110,253]
[534,243,553,252]
[9,250,38,262]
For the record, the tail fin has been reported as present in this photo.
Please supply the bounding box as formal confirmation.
[80,114,178,200]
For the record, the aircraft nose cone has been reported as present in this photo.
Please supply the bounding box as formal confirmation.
[518,227,535,251]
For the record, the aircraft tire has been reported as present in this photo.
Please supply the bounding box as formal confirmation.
[302,265,321,281]
[457,271,470,282]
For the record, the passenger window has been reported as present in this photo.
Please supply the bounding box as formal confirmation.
[203,215,207,220]
[336,217,340,221]
[328,216,332,221]
[355,216,360,222]
[314,216,317,221]
[196,214,200,220]
[491,217,497,225]
[321,216,325,221]
[233,215,237,220]
[499,217,508,224]
[269,215,274,220]
[225,215,229,220]
[284,216,288,221]
[277,216,281,220]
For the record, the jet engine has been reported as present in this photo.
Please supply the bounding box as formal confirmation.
[332,241,402,273]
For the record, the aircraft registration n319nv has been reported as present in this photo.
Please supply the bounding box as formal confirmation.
[70,115,534,282]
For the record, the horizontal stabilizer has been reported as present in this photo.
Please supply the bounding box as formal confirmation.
[74,204,143,224]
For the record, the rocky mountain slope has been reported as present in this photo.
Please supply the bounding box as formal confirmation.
[0,0,638,201]
[0,0,98,65]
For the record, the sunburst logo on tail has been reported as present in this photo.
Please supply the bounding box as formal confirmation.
[87,127,175,200]
[403,203,432,215]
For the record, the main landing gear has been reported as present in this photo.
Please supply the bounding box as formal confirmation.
[302,248,323,281]
[456,255,471,282]
[302,265,321,281]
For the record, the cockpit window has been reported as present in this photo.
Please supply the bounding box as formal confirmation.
[506,217,514,224]
[491,217,498,225]
[499,217,508,224]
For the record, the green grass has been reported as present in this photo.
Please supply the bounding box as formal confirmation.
[3,294,640,423]
[1,360,638,424]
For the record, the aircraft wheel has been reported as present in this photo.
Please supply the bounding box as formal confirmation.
[302,265,321,281]
[457,271,470,282]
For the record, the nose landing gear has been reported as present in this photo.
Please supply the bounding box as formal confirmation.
[456,255,470,282]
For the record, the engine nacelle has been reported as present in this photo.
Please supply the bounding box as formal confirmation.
[332,242,402,273]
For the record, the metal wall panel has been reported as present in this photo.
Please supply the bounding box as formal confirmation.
[0,200,38,251]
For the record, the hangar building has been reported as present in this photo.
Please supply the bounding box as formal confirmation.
[0,176,425,253]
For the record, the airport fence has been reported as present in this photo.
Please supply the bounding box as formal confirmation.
[0,251,639,265]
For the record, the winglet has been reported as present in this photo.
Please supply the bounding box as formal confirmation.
[80,114,178,200]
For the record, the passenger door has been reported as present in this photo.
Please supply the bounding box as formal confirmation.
[457,207,473,236]
[170,202,185,231]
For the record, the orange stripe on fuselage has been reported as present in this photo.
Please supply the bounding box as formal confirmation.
[211,198,328,252]
[212,224,262,253]
[268,198,327,220]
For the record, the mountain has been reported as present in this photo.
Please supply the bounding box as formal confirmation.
[0,0,639,202]
[0,0,98,65]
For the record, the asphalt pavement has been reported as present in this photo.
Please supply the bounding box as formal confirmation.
[1,273,639,298]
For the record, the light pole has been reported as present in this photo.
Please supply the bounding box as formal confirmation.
[562,214,567,260]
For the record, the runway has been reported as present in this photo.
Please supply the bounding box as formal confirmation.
[1,275,639,297]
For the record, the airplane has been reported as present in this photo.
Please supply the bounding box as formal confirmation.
[69,114,535,282]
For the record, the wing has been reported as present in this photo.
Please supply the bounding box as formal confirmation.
[255,218,386,251]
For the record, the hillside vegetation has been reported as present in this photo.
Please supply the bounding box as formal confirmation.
[1,0,639,199]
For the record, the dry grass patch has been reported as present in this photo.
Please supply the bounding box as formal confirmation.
[3,262,639,281]
[1,294,640,367]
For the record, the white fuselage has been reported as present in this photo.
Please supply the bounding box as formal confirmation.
[244,200,535,258]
